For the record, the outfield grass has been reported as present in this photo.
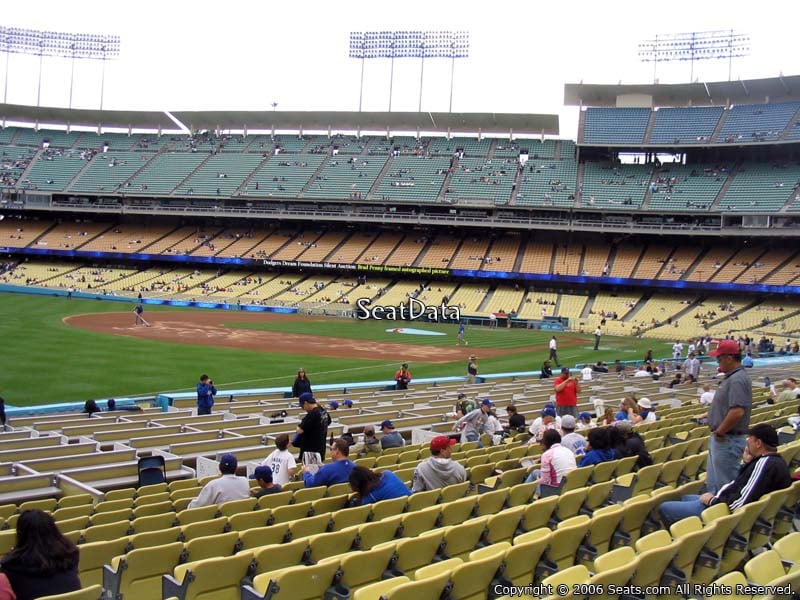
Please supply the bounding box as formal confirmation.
[1,292,664,406]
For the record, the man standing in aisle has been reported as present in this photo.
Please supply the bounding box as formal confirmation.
[706,339,752,494]
[196,374,217,416]
[466,355,479,384]
[593,327,602,351]
[553,367,581,418]
[548,336,560,367]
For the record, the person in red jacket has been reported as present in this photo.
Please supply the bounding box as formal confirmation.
[553,367,581,418]
[394,363,412,390]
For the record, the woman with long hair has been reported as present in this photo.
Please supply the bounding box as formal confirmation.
[292,368,312,399]
[348,466,410,505]
[619,397,641,423]
[0,510,80,600]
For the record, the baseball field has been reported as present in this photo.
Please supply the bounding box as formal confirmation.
[1,292,663,405]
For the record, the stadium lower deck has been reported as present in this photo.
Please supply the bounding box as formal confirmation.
[0,367,798,599]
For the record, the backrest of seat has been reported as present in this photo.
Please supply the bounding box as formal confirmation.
[120,542,184,600]
[174,552,254,600]
[252,538,308,574]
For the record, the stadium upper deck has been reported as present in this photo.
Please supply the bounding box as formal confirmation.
[1,75,800,238]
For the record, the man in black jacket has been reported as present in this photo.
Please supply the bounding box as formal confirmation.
[659,423,790,527]
[294,393,330,461]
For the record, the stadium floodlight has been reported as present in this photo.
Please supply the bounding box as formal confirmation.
[349,30,469,112]
[638,29,750,83]
[0,26,120,108]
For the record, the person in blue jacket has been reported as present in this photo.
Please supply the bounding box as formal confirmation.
[196,374,217,415]
[302,438,355,488]
[579,427,617,467]
[349,466,411,505]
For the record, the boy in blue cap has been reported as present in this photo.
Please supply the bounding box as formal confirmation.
[250,465,282,497]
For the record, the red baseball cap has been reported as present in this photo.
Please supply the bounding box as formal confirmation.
[430,436,457,452]
[709,339,740,357]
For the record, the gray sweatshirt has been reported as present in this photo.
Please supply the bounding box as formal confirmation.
[455,408,487,438]
[411,457,468,492]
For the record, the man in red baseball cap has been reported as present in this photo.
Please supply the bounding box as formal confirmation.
[706,339,752,494]
[411,435,466,492]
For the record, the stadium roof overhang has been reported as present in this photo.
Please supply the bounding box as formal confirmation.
[564,75,800,108]
[0,103,176,130]
[0,104,559,136]
[170,110,559,136]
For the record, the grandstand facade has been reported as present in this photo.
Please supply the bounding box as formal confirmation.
[1,75,800,340]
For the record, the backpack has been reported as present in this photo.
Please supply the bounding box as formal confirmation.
[459,399,476,415]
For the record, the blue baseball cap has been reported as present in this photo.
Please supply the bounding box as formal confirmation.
[481,399,493,407]
[579,412,592,420]
[380,420,394,430]
[329,401,339,409]
[541,407,556,418]
[220,453,237,471]
[343,399,353,407]
[299,392,315,406]
[250,465,273,482]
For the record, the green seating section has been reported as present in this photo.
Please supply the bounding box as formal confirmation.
[428,137,491,157]
[306,135,365,155]
[129,153,207,195]
[514,159,577,207]
[581,163,652,209]
[648,164,729,212]
[304,156,387,200]
[179,153,264,196]
[371,136,426,156]
[241,154,325,197]
[0,128,15,145]
[583,108,650,144]
[719,101,800,142]
[446,157,517,205]
[272,135,311,153]
[70,152,152,194]
[650,107,724,145]
[75,132,144,151]
[23,151,87,192]
[216,136,252,153]
[721,161,800,212]
[375,156,450,202]
[13,128,82,149]
[0,145,37,186]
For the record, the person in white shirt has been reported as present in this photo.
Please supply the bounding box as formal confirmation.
[593,327,602,351]
[528,406,561,443]
[672,341,684,359]
[634,364,650,377]
[637,398,657,423]
[699,384,715,406]
[484,412,503,437]
[548,336,560,367]
[188,453,250,508]
[524,429,577,487]
[581,364,593,381]
[683,352,701,383]
[262,433,297,486]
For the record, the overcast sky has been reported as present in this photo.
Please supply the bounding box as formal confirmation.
[3,0,799,138]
